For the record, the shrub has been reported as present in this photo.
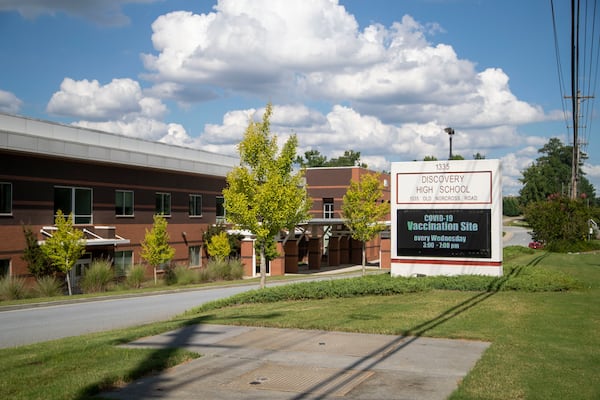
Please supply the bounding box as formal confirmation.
[524,195,592,251]
[0,276,28,300]
[228,258,244,280]
[22,225,56,278]
[35,275,63,297]
[126,264,147,289]
[203,258,244,281]
[207,231,231,261]
[502,265,581,292]
[545,239,600,253]
[172,265,199,285]
[80,260,114,293]
[204,259,229,281]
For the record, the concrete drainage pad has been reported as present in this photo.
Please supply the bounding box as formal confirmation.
[228,362,374,397]
[103,324,490,400]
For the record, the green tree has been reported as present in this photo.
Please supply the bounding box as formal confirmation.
[524,194,592,251]
[341,173,389,276]
[41,210,86,295]
[22,225,56,278]
[328,150,367,167]
[473,152,486,159]
[502,196,521,217]
[450,154,465,160]
[140,214,175,284]
[520,138,596,206]
[207,231,231,262]
[295,149,367,168]
[423,155,438,161]
[295,149,327,167]
[223,103,311,288]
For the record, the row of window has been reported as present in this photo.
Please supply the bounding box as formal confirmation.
[0,245,202,280]
[113,245,201,275]
[0,183,226,223]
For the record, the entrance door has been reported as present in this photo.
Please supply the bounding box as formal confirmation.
[69,253,91,293]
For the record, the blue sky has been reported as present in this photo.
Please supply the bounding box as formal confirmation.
[0,0,598,195]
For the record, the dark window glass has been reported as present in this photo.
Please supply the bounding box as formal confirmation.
[0,183,12,214]
[189,195,202,216]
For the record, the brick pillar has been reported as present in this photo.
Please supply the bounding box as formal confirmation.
[351,238,363,265]
[328,236,341,266]
[308,237,322,270]
[380,233,391,270]
[269,241,285,276]
[240,238,255,277]
[284,240,299,273]
[340,236,350,264]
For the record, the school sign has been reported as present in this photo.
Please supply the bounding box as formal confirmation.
[390,159,502,277]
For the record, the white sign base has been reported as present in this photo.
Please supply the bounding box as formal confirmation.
[391,159,502,277]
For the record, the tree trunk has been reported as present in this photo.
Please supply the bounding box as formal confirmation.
[362,241,366,276]
[66,273,72,296]
[260,244,267,289]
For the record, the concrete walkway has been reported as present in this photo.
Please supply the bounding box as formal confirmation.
[101,324,489,400]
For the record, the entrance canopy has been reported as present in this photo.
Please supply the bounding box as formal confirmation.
[39,226,130,247]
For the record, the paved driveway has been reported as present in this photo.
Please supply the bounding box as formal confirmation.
[101,324,490,400]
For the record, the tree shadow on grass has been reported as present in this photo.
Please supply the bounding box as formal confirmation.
[289,265,525,400]
[74,315,214,399]
[85,265,526,400]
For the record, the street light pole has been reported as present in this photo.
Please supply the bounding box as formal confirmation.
[444,127,455,160]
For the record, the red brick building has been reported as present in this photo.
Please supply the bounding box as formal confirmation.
[0,113,237,286]
[258,166,391,276]
[0,113,391,285]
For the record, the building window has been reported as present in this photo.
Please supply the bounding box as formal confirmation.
[115,190,134,216]
[189,246,201,266]
[155,192,171,216]
[54,186,92,224]
[189,194,202,217]
[0,259,9,278]
[323,198,334,219]
[0,183,12,215]
[216,196,225,223]
[114,251,133,277]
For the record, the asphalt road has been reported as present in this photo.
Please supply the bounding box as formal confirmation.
[0,285,256,348]
[0,225,531,349]
[503,225,533,247]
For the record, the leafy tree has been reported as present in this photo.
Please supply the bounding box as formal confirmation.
[524,194,592,251]
[341,173,389,276]
[328,150,367,167]
[207,231,231,262]
[450,154,465,160]
[473,152,486,159]
[502,196,521,217]
[296,149,367,168]
[140,214,175,284]
[295,149,327,167]
[520,138,595,206]
[22,225,56,278]
[41,210,86,295]
[223,103,311,288]
[423,155,438,161]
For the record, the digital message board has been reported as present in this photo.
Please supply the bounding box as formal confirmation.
[396,209,491,258]
[390,159,502,277]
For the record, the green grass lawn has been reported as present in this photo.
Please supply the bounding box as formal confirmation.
[0,249,598,399]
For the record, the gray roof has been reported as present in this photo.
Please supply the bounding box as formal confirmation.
[0,113,239,177]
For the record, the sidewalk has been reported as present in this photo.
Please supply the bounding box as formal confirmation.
[101,324,489,400]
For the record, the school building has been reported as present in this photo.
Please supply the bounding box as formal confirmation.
[0,113,390,287]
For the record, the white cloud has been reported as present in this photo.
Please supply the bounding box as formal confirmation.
[47,78,166,121]
[0,89,23,114]
[73,117,169,141]
[0,0,159,26]
[141,1,554,131]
